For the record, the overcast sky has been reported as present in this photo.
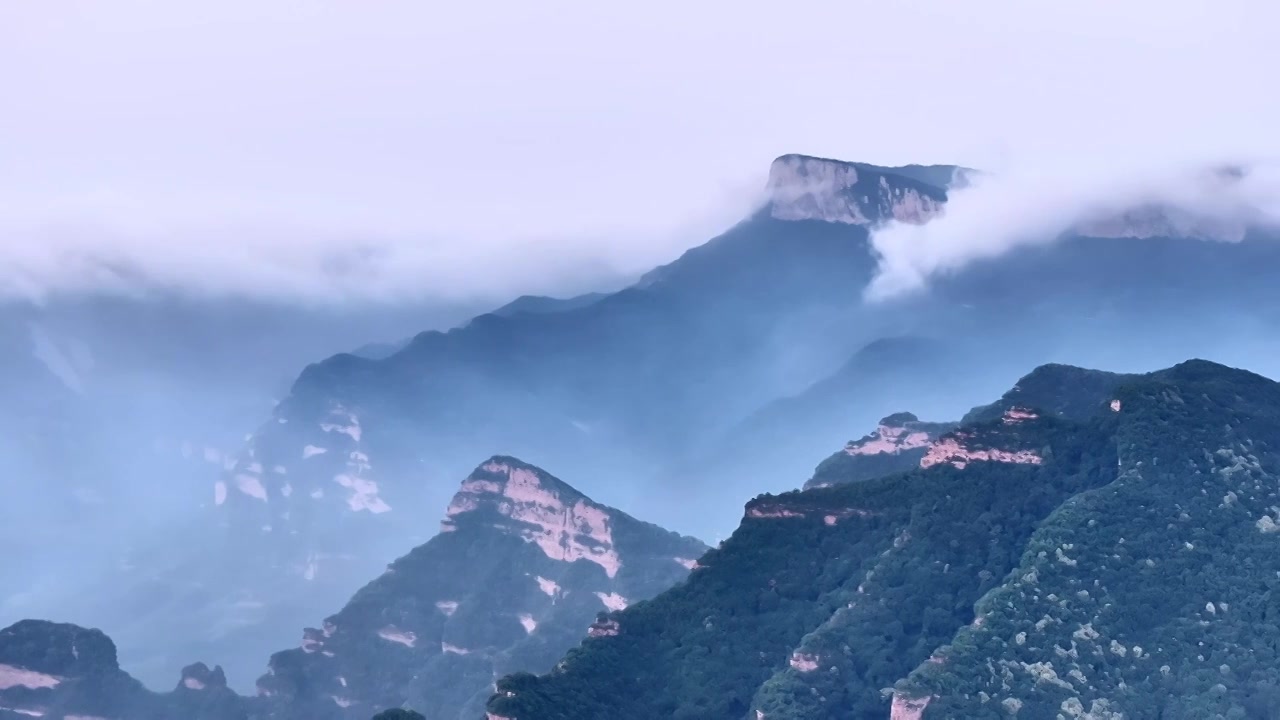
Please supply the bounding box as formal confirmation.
[2,1,1276,303]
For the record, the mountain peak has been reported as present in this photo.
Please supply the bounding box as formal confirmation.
[259,458,705,719]
[442,456,622,578]
[961,363,1137,424]
[765,154,960,226]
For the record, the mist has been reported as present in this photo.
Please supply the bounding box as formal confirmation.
[867,154,1280,300]
[3,0,1280,704]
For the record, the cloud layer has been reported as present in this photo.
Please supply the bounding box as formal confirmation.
[867,156,1280,300]
[2,1,1277,302]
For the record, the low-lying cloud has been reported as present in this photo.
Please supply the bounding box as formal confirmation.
[867,154,1280,301]
[0,187,765,306]
[6,1,1275,306]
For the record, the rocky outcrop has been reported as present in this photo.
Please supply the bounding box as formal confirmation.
[918,433,1043,470]
[889,693,931,720]
[486,361,1139,720]
[441,460,621,577]
[805,413,956,489]
[766,155,953,226]
[257,456,706,720]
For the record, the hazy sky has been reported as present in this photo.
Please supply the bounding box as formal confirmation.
[2,1,1276,302]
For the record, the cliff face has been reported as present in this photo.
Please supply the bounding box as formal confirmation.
[805,412,956,490]
[256,457,706,720]
[765,155,955,226]
[488,360,1280,720]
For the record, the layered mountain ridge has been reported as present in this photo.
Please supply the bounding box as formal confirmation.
[0,457,704,720]
[15,149,1280,694]
[764,154,966,225]
[488,359,1280,720]
[257,456,705,720]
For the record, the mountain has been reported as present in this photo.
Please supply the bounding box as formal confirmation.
[0,620,244,720]
[803,411,956,490]
[762,154,962,226]
[487,359,1280,719]
[256,456,706,720]
[0,457,702,720]
[0,295,481,687]
[112,155,953,685]
[145,151,1280,688]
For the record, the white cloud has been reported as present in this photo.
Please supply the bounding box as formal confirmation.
[1,0,1276,301]
[866,156,1280,300]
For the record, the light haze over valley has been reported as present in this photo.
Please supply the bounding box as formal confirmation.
[3,3,1280,719]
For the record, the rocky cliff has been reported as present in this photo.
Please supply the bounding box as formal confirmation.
[255,456,706,720]
[765,154,959,226]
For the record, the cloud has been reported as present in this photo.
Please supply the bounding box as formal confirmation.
[1,0,1277,303]
[0,176,766,304]
[865,154,1280,300]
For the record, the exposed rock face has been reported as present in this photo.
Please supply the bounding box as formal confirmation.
[257,456,706,720]
[767,153,1256,243]
[917,407,1048,470]
[789,652,820,673]
[805,412,956,490]
[441,460,621,577]
[766,154,953,226]
[889,693,931,720]
[844,415,935,456]
[918,432,1043,470]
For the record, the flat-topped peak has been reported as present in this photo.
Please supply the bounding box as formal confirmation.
[765,154,955,226]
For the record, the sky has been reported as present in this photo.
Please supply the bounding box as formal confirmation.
[2,0,1277,303]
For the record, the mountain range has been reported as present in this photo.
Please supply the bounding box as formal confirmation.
[489,359,1280,720]
[9,358,1280,719]
[0,457,702,720]
[6,151,1280,705]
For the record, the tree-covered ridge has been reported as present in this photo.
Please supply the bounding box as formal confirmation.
[898,360,1280,719]
[961,364,1135,425]
[486,389,1123,719]
[487,359,1280,720]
